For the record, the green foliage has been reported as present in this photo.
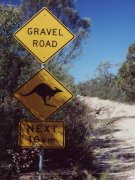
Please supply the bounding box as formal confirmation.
[78,62,115,99]
[117,43,135,102]
[0,4,40,178]
[79,44,135,103]
[46,61,78,95]
[0,2,93,179]
[107,77,123,101]
[46,97,96,170]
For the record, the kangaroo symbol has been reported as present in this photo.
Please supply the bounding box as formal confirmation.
[20,83,62,107]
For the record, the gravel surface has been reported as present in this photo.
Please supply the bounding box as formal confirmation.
[82,96,135,180]
[18,96,135,179]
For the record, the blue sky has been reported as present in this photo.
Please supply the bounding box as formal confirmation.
[71,0,135,83]
[2,0,135,83]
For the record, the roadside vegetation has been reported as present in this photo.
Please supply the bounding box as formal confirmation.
[78,43,135,103]
[0,1,101,179]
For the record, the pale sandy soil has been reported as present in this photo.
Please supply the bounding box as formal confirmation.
[18,96,135,180]
[80,96,135,180]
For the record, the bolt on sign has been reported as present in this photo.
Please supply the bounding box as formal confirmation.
[13,7,74,63]
[14,68,73,121]
[19,120,65,148]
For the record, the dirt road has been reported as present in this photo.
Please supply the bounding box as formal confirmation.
[81,96,135,179]
[19,96,135,179]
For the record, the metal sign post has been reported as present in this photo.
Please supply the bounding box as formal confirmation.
[40,64,44,180]
[14,7,74,179]
[39,148,44,180]
[39,64,44,180]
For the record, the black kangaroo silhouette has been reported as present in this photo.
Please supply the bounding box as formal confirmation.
[20,83,62,107]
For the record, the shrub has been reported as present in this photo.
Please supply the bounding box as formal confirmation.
[46,97,96,170]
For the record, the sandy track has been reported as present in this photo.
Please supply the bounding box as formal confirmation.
[79,96,135,179]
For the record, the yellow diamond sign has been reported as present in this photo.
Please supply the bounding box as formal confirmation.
[19,120,65,148]
[14,68,73,121]
[13,7,74,63]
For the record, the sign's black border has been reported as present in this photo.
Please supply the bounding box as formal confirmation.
[14,68,74,121]
[13,7,75,63]
[19,120,65,148]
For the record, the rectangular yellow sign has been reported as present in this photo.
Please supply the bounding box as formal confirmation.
[19,120,65,148]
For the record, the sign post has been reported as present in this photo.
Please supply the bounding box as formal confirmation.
[19,120,65,179]
[39,61,44,180]
[39,64,44,180]
[39,148,44,180]
[14,7,74,179]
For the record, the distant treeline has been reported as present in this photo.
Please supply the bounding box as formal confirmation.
[78,43,135,103]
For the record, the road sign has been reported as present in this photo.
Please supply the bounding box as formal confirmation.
[14,68,73,121]
[13,7,74,63]
[19,120,65,148]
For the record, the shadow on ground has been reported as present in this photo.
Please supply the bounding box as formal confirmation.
[91,120,135,179]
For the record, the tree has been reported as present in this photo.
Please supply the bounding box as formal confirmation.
[95,62,114,96]
[78,62,115,99]
[20,0,90,68]
[117,43,135,102]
